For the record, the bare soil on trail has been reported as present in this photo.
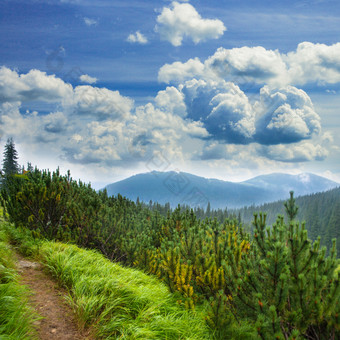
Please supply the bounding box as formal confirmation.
[16,255,94,340]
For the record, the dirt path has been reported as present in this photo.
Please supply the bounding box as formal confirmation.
[16,255,93,340]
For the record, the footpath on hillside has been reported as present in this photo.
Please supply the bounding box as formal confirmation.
[15,253,93,340]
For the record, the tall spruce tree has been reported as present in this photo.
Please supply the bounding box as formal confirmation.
[284,190,299,222]
[1,138,20,189]
[2,138,20,176]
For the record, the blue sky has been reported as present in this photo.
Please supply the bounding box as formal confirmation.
[1,0,340,188]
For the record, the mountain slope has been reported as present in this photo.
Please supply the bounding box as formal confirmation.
[233,187,340,254]
[104,171,339,209]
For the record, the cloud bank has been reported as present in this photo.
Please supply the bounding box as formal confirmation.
[158,42,340,87]
[0,39,337,180]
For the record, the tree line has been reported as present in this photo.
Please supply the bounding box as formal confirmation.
[230,188,340,256]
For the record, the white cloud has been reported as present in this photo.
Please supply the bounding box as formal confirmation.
[157,42,340,87]
[286,42,340,85]
[155,1,226,46]
[262,142,329,162]
[207,82,255,141]
[200,142,238,160]
[0,65,334,185]
[206,46,288,86]
[84,17,97,26]
[42,111,68,134]
[63,102,208,166]
[0,67,73,103]
[127,31,148,44]
[79,74,97,84]
[254,86,321,144]
[64,120,123,164]
[155,77,322,146]
[0,68,208,168]
[158,58,205,83]
[0,103,69,145]
[133,103,208,140]
[0,67,134,124]
[72,86,134,120]
[155,86,186,116]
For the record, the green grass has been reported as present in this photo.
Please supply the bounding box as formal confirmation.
[3,224,212,339]
[0,223,38,340]
[40,242,212,339]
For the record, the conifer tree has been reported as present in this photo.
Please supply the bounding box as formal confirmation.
[284,190,299,222]
[234,209,340,339]
[2,138,20,177]
[1,138,21,194]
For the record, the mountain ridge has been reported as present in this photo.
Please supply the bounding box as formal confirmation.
[103,171,339,209]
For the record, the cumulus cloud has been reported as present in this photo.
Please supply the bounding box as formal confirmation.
[63,120,123,165]
[199,142,238,160]
[179,79,254,143]
[72,86,134,120]
[207,84,255,141]
[0,68,210,168]
[127,31,148,44]
[79,74,97,84]
[133,103,208,140]
[286,42,340,85]
[158,58,205,83]
[254,86,321,144]
[155,1,226,46]
[0,103,68,144]
[0,65,331,178]
[206,46,288,86]
[0,67,73,103]
[261,142,329,162]
[0,67,136,163]
[154,77,322,146]
[158,42,340,87]
[63,103,208,166]
[42,111,68,134]
[155,86,186,116]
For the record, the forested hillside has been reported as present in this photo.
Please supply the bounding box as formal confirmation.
[136,187,340,256]
[232,187,340,253]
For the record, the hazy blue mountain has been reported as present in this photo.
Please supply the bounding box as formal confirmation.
[103,171,339,209]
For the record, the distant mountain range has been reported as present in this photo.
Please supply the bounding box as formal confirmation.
[103,171,339,209]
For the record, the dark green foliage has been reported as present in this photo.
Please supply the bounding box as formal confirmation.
[1,165,339,340]
[235,187,340,255]
[1,138,20,192]
[2,138,20,177]
[284,191,299,222]
[238,213,339,339]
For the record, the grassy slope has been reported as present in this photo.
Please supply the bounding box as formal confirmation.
[3,223,212,340]
[0,223,38,340]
